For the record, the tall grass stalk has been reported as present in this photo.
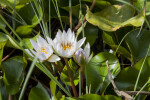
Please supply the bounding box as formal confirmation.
[79,0,85,38]
[69,0,72,29]
[18,57,38,100]
[49,0,51,37]
[133,78,150,100]
[134,45,150,91]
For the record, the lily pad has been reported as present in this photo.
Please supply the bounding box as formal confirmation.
[29,83,50,100]
[115,56,150,91]
[125,29,150,62]
[86,52,120,93]
[86,4,144,32]
[2,56,24,94]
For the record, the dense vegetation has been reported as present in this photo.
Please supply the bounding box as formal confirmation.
[0,0,150,100]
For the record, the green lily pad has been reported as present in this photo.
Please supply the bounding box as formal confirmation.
[86,52,120,93]
[125,29,150,62]
[86,4,144,32]
[0,33,8,67]
[115,56,150,91]
[2,56,24,94]
[17,3,43,25]
[29,83,50,100]
[16,25,35,36]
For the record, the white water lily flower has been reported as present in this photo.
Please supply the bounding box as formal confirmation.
[25,36,60,62]
[52,28,86,58]
[74,42,93,66]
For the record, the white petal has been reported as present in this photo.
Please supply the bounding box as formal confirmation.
[47,54,60,62]
[87,53,93,63]
[37,36,48,47]
[77,37,86,49]
[67,28,72,35]
[46,36,53,45]
[38,53,47,61]
[62,30,67,42]
[84,42,90,57]
[56,30,62,40]
[47,45,53,55]
[30,39,38,50]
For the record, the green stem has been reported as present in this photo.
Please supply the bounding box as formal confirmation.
[18,57,38,100]
[134,45,150,91]
[80,66,84,95]
[133,79,150,100]
[79,0,85,38]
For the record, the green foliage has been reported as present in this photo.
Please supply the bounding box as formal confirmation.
[2,56,25,94]
[61,59,79,86]
[0,33,8,67]
[50,77,57,100]
[125,29,150,63]
[86,4,144,32]
[29,83,50,100]
[1,0,150,99]
[62,94,121,100]
[115,56,150,91]
[86,52,120,93]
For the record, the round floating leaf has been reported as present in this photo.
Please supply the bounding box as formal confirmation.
[86,52,120,93]
[115,56,150,91]
[17,3,43,25]
[84,24,98,46]
[2,56,24,94]
[16,25,35,36]
[29,83,50,100]
[5,73,23,94]
[86,4,144,32]
[2,56,24,84]
[125,29,150,62]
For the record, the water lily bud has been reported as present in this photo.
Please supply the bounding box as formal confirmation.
[74,48,87,67]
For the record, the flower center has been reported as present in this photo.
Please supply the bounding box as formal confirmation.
[61,43,72,51]
[40,48,48,54]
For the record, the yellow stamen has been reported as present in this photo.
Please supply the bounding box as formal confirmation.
[62,43,71,51]
[40,48,48,54]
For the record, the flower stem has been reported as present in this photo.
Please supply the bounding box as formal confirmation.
[80,66,84,94]
[64,58,78,97]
